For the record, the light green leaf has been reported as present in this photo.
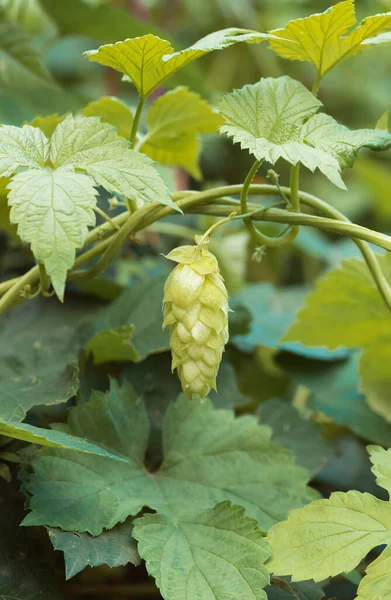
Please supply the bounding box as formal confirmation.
[0,124,48,176]
[283,255,391,349]
[356,544,391,600]
[0,419,127,461]
[301,113,391,170]
[51,114,176,210]
[141,86,223,179]
[84,28,270,98]
[219,76,346,188]
[377,110,390,131]
[269,1,391,80]
[85,325,139,364]
[268,490,391,582]
[368,445,391,496]
[22,381,313,535]
[82,96,133,139]
[8,169,98,299]
[28,113,65,138]
[134,501,271,600]
[359,335,391,423]
[48,522,140,579]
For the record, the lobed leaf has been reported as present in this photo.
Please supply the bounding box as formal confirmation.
[269,1,391,80]
[0,124,49,176]
[219,76,345,188]
[368,445,391,497]
[85,28,270,98]
[268,490,391,582]
[134,502,271,600]
[140,86,222,178]
[22,381,314,535]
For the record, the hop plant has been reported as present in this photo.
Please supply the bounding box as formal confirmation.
[163,239,229,399]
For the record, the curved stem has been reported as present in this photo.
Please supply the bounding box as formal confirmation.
[2,183,391,314]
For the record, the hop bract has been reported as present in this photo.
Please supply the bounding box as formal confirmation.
[163,241,229,399]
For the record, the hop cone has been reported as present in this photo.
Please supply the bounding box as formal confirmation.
[163,242,229,399]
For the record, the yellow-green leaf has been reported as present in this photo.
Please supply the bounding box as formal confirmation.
[140,86,222,178]
[28,114,66,138]
[356,545,391,600]
[283,255,391,350]
[269,1,391,80]
[82,96,133,139]
[84,28,270,98]
[359,336,391,424]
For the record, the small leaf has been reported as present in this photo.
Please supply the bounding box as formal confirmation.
[356,544,391,600]
[359,335,391,423]
[219,76,345,188]
[269,1,391,80]
[82,96,134,139]
[377,110,390,131]
[48,522,140,579]
[141,86,222,178]
[85,325,139,364]
[28,113,65,138]
[0,419,127,461]
[8,168,98,300]
[84,28,270,98]
[301,113,391,170]
[134,502,271,600]
[368,445,391,496]
[283,255,391,349]
[268,490,391,582]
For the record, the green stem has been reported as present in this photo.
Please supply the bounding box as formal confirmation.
[38,263,53,297]
[2,183,391,314]
[94,206,120,230]
[129,95,145,147]
[312,72,322,96]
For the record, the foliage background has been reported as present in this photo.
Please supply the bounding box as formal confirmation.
[2,1,391,599]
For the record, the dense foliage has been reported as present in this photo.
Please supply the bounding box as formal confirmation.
[2,1,391,599]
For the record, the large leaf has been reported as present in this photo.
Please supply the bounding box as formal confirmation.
[49,522,140,579]
[269,1,391,80]
[0,297,95,422]
[219,76,345,188]
[8,169,98,299]
[134,502,271,600]
[268,489,391,582]
[0,116,175,298]
[22,381,314,535]
[82,96,134,139]
[85,28,270,98]
[283,255,391,349]
[140,86,222,178]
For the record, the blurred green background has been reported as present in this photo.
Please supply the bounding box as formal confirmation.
[2,2,391,599]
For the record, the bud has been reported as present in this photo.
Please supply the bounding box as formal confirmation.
[163,242,229,399]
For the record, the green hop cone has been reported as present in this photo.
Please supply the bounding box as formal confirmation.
[163,241,229,399]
